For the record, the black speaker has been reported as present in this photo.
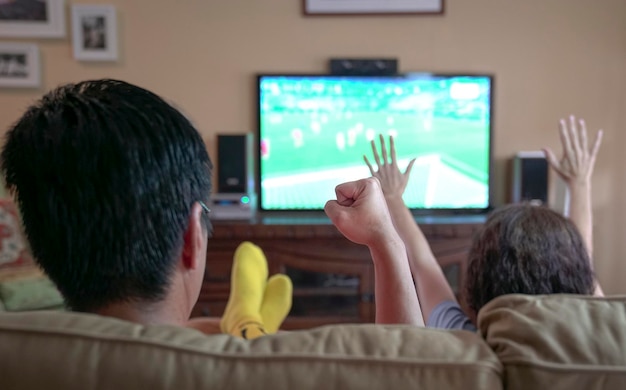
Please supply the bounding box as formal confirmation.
[217,134,254,194]
[329,58,398,76]
[512,152,549,205]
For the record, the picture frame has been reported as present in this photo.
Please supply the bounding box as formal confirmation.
[71,4,118,62]
[0,0,66,38]
[0,42,41,88]
[303,0,444,15]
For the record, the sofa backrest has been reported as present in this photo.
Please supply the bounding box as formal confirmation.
[478,294,626,390]
[0,311,502,390]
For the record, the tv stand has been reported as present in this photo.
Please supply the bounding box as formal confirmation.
[192,215,484,330]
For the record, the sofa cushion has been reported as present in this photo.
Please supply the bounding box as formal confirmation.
[0,311,502,390]
[478,294,626,390]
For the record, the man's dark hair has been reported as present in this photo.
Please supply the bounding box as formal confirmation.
[0,79,212,312]
[465,203,595,313]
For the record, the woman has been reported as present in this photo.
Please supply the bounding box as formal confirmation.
[364,116,604,330]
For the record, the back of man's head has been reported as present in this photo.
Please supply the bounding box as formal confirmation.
[1,79,212,312]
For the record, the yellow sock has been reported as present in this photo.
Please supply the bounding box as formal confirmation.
[260,274,293,334]
[220,241,268,339]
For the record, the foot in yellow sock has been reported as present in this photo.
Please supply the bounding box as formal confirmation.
[220,241,268,339]
[260,274,292,333]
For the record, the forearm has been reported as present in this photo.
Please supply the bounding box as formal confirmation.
[567,180,603,296]
[567,181,593,256]
[384,196,457,322]
[385,196,436,268]
[369,235,424,326]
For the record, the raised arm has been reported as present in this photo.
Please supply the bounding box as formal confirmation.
[543,115,604,296]
[325,177,424,326]
[364,135,456,324]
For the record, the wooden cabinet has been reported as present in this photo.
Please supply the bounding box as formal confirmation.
[192,215,484,330]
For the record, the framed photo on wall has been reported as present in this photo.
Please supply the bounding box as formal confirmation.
[0,42,40,88]
[303,0,444,15]
[0,0,66,38]
[71,4,118,62]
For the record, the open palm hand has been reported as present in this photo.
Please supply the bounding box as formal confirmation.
[364,134,416,199]
[543,115,603,185]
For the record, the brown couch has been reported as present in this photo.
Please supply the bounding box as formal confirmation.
[0,294,625,389]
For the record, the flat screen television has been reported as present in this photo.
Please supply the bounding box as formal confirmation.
[257,73,493,213]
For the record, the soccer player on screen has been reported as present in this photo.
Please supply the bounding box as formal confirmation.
[260,139,270,159]
[415,93,435,132]
[291,128,304,148]
[336,131,346,151]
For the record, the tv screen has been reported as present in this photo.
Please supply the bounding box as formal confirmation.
[257,73,493,212]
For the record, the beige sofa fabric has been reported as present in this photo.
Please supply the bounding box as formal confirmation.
[478,294,626,390]
[0,311,502,390]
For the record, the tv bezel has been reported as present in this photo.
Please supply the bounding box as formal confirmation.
[255,72,495,216]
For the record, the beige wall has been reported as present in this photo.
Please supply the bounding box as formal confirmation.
[1,0,625,292]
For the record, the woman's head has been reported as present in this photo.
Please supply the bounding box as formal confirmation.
[465,203,595,314]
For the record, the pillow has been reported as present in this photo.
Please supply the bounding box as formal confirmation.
[0,275,64,311]
[0,199,34,271]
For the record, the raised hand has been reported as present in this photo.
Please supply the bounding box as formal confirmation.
[543,115,603,186]
[364,134,416,199]
[543,115,603,294]
[325,178,425,326]
[324,177,396,247]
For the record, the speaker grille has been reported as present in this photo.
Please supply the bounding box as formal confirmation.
[217,134,253,194]
[512,154,548,204]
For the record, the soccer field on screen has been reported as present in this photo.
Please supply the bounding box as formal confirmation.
[260,115,489,210]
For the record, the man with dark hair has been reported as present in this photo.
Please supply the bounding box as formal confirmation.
[0,79,297,335]
[1,79,212,325]
[364,116,603,330]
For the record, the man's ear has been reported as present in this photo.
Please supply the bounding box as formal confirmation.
[182,202,204,270]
